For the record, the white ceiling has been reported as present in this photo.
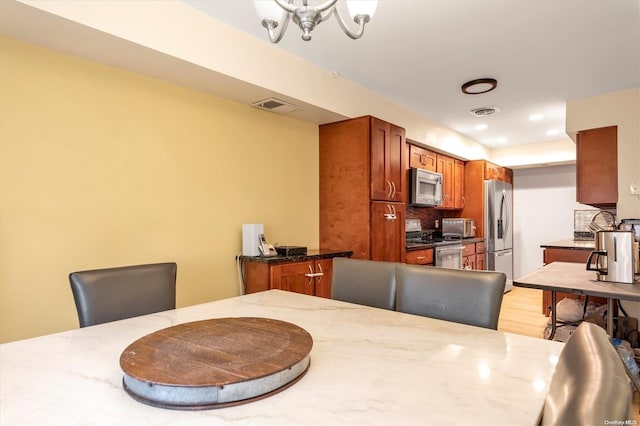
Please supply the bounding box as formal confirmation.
[184,0,640,148]
[1,0,638,152]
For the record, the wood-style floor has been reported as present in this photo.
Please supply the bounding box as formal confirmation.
[498,286,640,420]
[497,286,548,338]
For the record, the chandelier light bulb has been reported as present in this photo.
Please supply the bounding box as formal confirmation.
[346,0,377,20]
[253,0,284,22]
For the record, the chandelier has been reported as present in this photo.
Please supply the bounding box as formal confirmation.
[253,0,378,43]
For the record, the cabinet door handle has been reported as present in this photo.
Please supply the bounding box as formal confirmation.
[383,204,397,221]
[304,264,324,278]
[391,181,397,199]
[387,181,394,198]
[315,263,324,283]
[416,256,425,260]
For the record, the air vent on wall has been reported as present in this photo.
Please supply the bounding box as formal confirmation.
[470,106,501,117]
[251,98,301,114]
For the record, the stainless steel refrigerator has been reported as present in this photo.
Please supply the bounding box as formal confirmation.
[484,180,513,292]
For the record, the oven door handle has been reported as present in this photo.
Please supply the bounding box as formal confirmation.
[436,246,464,253]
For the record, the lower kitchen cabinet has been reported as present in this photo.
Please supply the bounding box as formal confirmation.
[371,201,406,262]
[462,240,485,270]
[242,251,351,298]
[406,248,434,265]
[270,259,333,297]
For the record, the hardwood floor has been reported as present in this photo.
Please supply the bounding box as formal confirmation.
[498,286,548,338]
[498,286,640,420]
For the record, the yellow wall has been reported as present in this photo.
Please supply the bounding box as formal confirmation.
[0,37,320,343]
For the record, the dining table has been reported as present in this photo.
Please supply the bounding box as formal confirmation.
[0,289,563,425]
[514,261,640,340]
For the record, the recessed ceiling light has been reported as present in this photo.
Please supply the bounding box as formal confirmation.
[470,106,501,116]
[529,114,544,121]
[497,137,508,143]
[474,124,488,130]
[546,129,560,136]
[461,78,498,95]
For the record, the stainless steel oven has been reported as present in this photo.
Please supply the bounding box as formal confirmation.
[435,244,463,269]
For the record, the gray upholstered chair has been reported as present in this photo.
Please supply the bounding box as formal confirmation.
[69,262,177,327]
[331,257,401,310]
[541,321,631,426]
[395,264,506,329]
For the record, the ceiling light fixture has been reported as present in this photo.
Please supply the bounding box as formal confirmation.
[529,113,544,121]
[253,0,378,43]
[461,78,498,95]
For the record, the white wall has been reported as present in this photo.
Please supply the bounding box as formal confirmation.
[513,165,593,278]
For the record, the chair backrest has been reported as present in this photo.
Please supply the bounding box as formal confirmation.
[331,257,401,310]
[541,322,631,426]
[395,264,506,329]
[69,262,177,327]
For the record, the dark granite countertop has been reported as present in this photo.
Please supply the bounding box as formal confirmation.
[540,239,595,250]
[241,249,353,264]
[461,237,486,245]
[407,237,485,251]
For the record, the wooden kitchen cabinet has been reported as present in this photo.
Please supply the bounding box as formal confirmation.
[436,154,464,210]
[409,144,437,171]
[270,259,333,297]
[320,116,407,262]
[459,160,513,238]
[462,240,485,270]
[475,240,486,270]
[453,159,465,209]
[371,118,406,202]
[406,248,434,265]
[371,201,406,262]
[576,126,618,208]
[243,256,343,298]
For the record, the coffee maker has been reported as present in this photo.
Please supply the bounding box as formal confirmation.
[586,230,636,283]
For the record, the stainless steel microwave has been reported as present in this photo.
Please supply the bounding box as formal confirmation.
[409,168,443,207]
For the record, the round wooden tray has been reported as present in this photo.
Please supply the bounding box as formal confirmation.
[119,317,313,410]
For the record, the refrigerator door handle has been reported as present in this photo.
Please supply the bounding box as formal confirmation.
[498,193,505,239]
[498,190,511,243]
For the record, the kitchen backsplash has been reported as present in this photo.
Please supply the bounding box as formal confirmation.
[406,206,447,231]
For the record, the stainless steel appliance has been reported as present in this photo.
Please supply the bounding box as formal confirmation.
[409,168,443,207]
[405,219,463,268]
[587,230,636,283]
[484,180,513,292]
[442,218,476,238]
[435,244,463,269]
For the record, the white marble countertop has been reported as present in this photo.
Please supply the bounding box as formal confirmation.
[0,290,563,425]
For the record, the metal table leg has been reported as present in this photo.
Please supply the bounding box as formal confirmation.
[607,298,614,341]
[548,291,557,340]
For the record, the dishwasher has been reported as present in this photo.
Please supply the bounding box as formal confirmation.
[435,243,463,269]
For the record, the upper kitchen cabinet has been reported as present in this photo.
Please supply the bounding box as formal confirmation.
[576,125,618,208]
[409,144,437,171]
[371,118,407,202]
[320,116,407,262]
[436,154,465,209]
[484,161,512,184]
